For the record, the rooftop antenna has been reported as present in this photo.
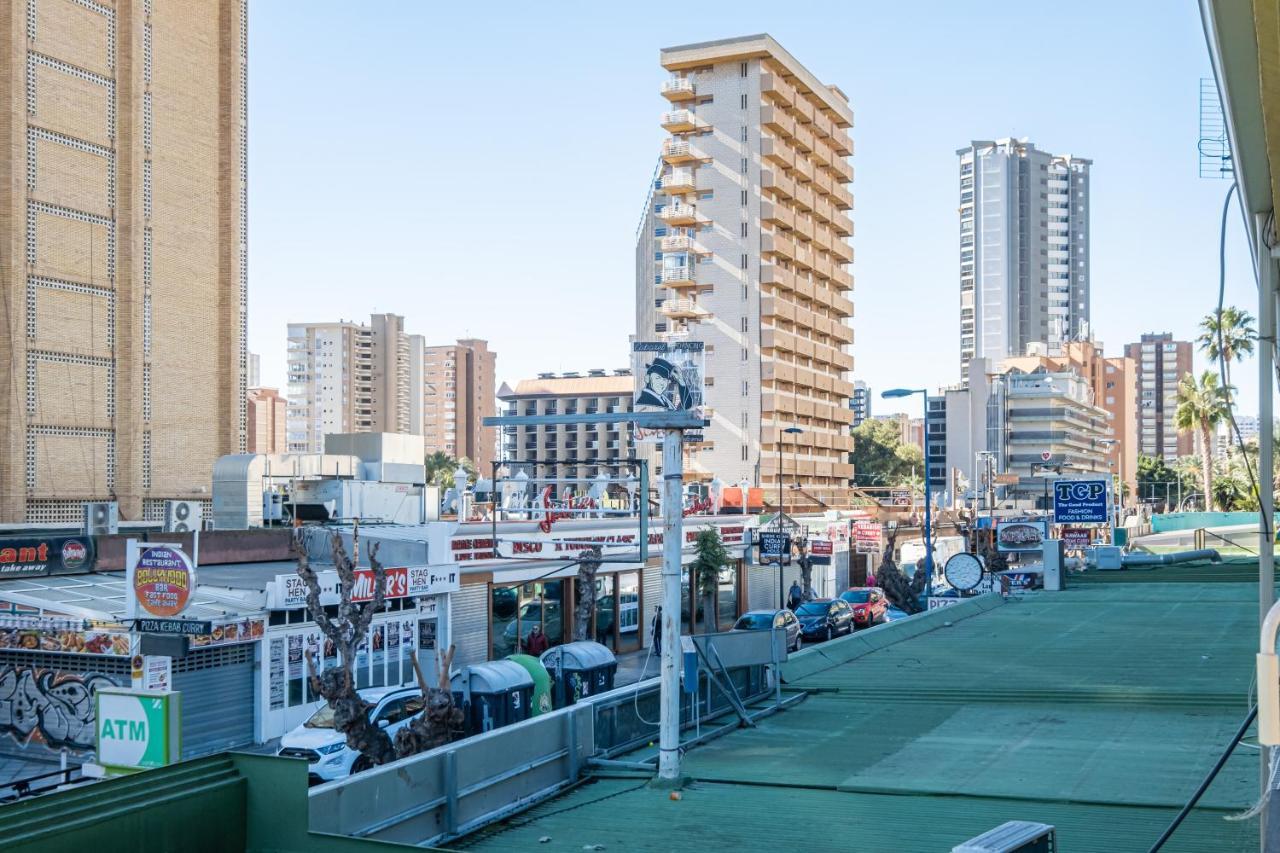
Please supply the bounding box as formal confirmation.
[1198,77,1233,179]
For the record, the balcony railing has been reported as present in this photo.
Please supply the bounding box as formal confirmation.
[661,77,696,101]
[661,110,700,132]
[661,266,696,287]
[660,234,691,252]
[662,139,695,163]
[660,298,708,319]
[657,203,698,225]
[660,169,696,194]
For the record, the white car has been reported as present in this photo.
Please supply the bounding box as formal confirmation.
[277,686,425,784]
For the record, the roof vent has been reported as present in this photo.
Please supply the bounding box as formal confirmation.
[562,372,580,378]
[588,369,607,377]
[537,372,555,379]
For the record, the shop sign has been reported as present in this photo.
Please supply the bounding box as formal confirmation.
[758,532,790,565]
[96,688,180,773]
[1053,479,1109,524]
[479,521,748,561]
[187,618,263,649]
[133,618,213,637]
[853,521,881,554]
[1061,527,1092,551]
[890,489,911,507]
[126,543,196,620]
[631,340,706,440]
[350,565,460,603]
[0,626,131,655]
[808,539,833,566]
[927,596,961,611]
[995,520,1047,553]
[0,535,95,578]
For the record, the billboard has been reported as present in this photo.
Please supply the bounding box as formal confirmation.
[126,543,196,620]
[995,520,1047,553]
[631,340,704,441]
[853,521,881,554]
[1053,479,1110,524]
[757,532,790,565]
[0,535,94,578]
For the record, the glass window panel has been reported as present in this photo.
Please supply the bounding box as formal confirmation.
[491,585,519,658]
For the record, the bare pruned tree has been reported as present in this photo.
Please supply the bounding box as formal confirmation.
[394,644,464,755]
[873,526,926,615]
[296,524,397,772]
[572,546,603,642]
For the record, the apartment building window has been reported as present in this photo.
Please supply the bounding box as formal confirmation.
[740,126,748,142]
[740,254,748,269]
[740,93,748,109]
[741,444,749,461]
[740,61,748,77]
[742,412,748,429]
[740,317,749,333]
[741,157,748,174]
[742,347,750,361]
[742,285,748,300]
[741,222,749,238]
[742,381,749,397]
[741,190,748,206]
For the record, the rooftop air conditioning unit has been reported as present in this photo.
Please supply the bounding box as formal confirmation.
[164,500,204,533]
[83,502,119,536]
[953,821,1055,853]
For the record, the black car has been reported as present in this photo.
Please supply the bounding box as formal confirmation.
[733,608,802,652]
[794,598,854,642]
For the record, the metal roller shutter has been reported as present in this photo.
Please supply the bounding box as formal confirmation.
[172,644,256,758]
[747,564,775,611]
[642,565,661,649]
[450,583,491,669]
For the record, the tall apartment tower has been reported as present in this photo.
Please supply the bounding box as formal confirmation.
[0,0,248,523]
[959,139,1091,374]
[635,35,855,509]
[1124,333,1193,462]
[286,313,419,453]
[423,339,496,465]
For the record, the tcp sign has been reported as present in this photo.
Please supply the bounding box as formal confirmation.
[1052,479,1109,524]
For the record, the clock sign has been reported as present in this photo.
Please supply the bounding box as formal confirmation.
[943,553,984,592]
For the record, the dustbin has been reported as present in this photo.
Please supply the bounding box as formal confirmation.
[539,641,617,708]
[449,660,535,736]
[505,654,553,716]
[1112,528,1128,548]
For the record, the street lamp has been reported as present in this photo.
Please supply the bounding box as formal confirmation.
[882,388,934,601]
[778,426,803,520]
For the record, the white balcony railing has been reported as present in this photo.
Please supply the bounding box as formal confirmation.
[661,78,695,98]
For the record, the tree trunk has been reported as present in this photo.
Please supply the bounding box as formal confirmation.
[394,645,464,756]
[1201,421,1215,510]
[799,555,813,602]
[572,547,602,642]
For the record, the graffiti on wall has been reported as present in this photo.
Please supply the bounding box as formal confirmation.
[0,666,121,752]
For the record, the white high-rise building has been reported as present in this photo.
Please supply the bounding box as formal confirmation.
[959,139,1091,375]
[634,34,855,509]
[286,313,420,453]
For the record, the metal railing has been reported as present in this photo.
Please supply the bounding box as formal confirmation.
[309,632,779,847]
[0,764,86,804]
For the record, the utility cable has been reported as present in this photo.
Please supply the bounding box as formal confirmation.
[1147,704,1256,852]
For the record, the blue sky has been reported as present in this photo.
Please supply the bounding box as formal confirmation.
[248,1,1259,416]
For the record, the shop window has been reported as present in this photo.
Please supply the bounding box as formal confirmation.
[491,581,566,658]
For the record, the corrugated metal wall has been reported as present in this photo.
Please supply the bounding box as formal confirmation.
[835,551,850,593]
[451,583,491,668]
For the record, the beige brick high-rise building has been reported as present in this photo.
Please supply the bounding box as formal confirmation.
[247,387,286,454]
[636,34,855,509]
[0,0,248,523]
[423,339,496,465]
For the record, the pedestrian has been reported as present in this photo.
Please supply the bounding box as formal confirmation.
[650,606,663,655]
[788,580,803,611]
[524,624,549,655]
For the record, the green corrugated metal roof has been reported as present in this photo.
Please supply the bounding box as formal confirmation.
[453,572,1267,852]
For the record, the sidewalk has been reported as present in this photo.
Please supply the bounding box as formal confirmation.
[613,645,657,687]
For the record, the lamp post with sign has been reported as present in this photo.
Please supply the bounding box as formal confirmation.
[882,389,934,599]
[778,426,803,521]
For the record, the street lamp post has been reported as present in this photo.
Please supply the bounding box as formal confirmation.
[882,389,933,601]
[776,426,803,609]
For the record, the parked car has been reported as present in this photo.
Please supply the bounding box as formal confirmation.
[732,608,802,652]
[839,587,887,628]
[794,598,854,643]
[278,686,425,784]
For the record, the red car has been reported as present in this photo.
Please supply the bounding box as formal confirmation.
[839,587,887,628]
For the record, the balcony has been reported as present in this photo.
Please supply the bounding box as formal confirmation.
[659,298,709,320]
[660,77,696,101]
[762,105,795,138]
[660,266,697,288]
[657,202,699,226]
[660,169,697,194]
[761,136,794,168]
[661,139,697,164]
[660,234,692,252]
[661,110,701,132]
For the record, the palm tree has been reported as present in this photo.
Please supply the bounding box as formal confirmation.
[1175,371,1233,510]
[1197,306,1257,392]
